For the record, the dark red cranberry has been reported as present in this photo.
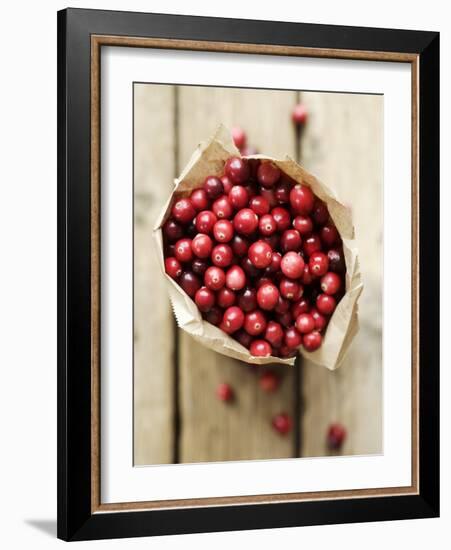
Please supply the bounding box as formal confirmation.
[224,156,250,183]
[295,313,315,334]
[203,176,224,199]
[179,271,201,297]
[277,345,297,359]
[165,257,182,279]
[327,248,346,273]
[280,229,302,253]
[311,307,327,331]
[312,200,329,225]
[212,195,234,219]
[303,330,322,351]
[274,296,290,314]
[293,215,313,235]
[291,298,310,318]
[292,103,308,125]
[272,412,292,434]
[212,219,233,243]
[204,266,226,291]
[259,370,280,392]
[186,221,197,238]
[320,272,342,295]
[316,293,337,315]
[211,244,233,268]
[165,243,176,257]
[244,310,267,336]
[231,234,250,257]
[320,222,340,247]
[195,210,217,234]
[301,264,314,285]
[259,187,278,208]
[309,251,329,277]
[174,238,193,263]
[220,175,234,194]
[275,180,291,204]
[284,326,302,349]
[194,286,215,312]
[257,162,281,188]
[191,258,208,276]
[191,234,213,259]
[257,283,280,311]
[222,306,245,334]
[289,184,314,215]
[163,219,183,242]
[234,208,259,236]
[258,214,277,236]
[171,197,197,224]
[265,321,284,348]
[263,233,280,251]
[255,276,274,289]
[229,185,249,210]
[226,265,246,291]
[250,339,272,357]
[216,382,234,402]
[231,126,246,149]
[241,257,261,278]
[264,251,282,275]
[303,234,322,257]
[249,195,270,216]
[281,251,305,279]
[238,287,257,312]
[217,287,236,308]
[327,422,347,450]
[279,278,303,301]
[248,240,273,269]
[190,188,209,211]
[234,329,253,349]
[271,207,291,232]
[243,181,258,199]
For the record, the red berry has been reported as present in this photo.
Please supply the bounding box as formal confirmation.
[257,283,280,311]
[244,310,267,336]
[274,296,290,314]
[217,287,236,308]
[274,180,291,204]
[257,162,281,188]
[249,195,270,216]
[234,208,259,236]
[292,103,308,125]
[293,215,313,235]
[195,210,217,234]
[303,234,322,257]
[194,286,215,312]
[289,184,314,215]
[212,195,234,219]
[238,287,257,312]
[295,313,315,334]
[163,219,183,242]
[301,264,314,285]
[191,258,209,276]
[221,175,234,194]
[211,243,233,267]
[241,257,260,278]
[250,339,272,357]
[234,329,253,349]
[275,310,293,328]
[281,251,305,279]
[204,266,226,291]
[258,214,277,236]
[222,306,245,334]
[316,293,337,315]
[320,272,342,295]
[327,422,347,450]
[174,238,193,263]
[165,257,182,279]
[259,187,278,208]
[244,181,258,199]
[179,271,201,297]
[231,126,247,149]
[259,370,280,392]
[212,219,233,243]
[248,240,273,269]
[265,321,284,348]
[262,234,280,251]
[204,176,224,199]
[226,265,246,291]
[264,251,282,275]
[312,200,329,225]
[277,346,297,359]
[190,188,209,211]
[191,234,213,259]
[204,306,222,326]
[279,278,303,301]
[311,307,327,331]
[224,156,250,183]
[231,234,250,257]
[284,326,302,349]
[271,207,291,231]
[291,298,310,318]
[229,185,249,209]
[280,229,302,252]
[309,251,329,276]
[328,248,346,273]
[303,330,322,351]
[272,413,292,434]
[216,382,234,402]
[320,222,340,247]
[172,197,197,225]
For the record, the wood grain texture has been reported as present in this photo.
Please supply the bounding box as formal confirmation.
[299,92,383,457]
[177,86,298,462]
[133,84,176,465]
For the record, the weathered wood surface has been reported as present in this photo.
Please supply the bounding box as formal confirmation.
[133,84,176,465]
[299,92,383,457]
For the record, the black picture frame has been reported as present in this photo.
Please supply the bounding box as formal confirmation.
[57,7,439,541]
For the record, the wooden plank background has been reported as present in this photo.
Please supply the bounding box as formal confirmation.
[133,83,383,465]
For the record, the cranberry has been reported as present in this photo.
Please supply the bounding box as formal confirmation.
[224,156,250,183]
[295,313,315,334]
[190,188,209,211]
[244,310,267,336]
[258,214,277,236]
[174,238,193,263]
[311,307,327,331]
[259,187,278,208]
[312,200,329,225]
[271,207,291,231]
[303,234,322,257]
[186,221,197,238]
[216,382,234,402]
[221,175,234,194]
[212,195,234,219]
[163,219,183,242]
[316,293,337,315]
[195,210,217,234]
[190,234,212,259]
[222,306,245,334]
[238,287,258,312]
[217,287,236,308]
[284,326,302,349]
[309,251,329,277]
[328,248,346,273]
[249,195,270,216]
[274,296,290,314]
[234,208,259,236]
[257,162,280,188]
[228,185,249,210]
[292,103,308,125]
[250,339,272,357]
[279,278,303,301]
[259,370,279,392]
[244,181,258,199]
[293,215,313,235]
[171,197,196,224]
[204,266,226,291]
[277,346,297,359]
[248,240,273,269]
[194,286,215,312]
[234,329,253,349]
[203,176,224,199]
[179,271,201,297]
[291,298,310,318]
[265,321,284,348]
[231,126,246,149]
[204,306,222,326]
[275,180,291,204]
[303,330,322,351]
[211,220,231,243]
[165,257,182,279]
[272,413,292,434]
[289,184,314,215]
[327,423,347,450]
[276,310,293,328]
[320,222,340,247]
[191,258,208,276]
[241,257,261,278]
[211,244,233,267]
[320,272,342,295]
[257,282,280,311]
[263,233,280,251]
[265,251,282,275]
[226,265,246,291]
[280,229,302,253]
[281,251,305,279]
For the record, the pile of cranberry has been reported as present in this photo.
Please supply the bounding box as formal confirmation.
[163,156,345,359]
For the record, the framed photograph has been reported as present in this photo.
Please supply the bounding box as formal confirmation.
[57,8,439,541]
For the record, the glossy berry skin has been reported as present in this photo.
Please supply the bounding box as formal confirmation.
[271,207,291,232]
[241,257,261,278]
[284,326,302,349]
[212,195,234,219]
[259,370,279,392]
[194,286,215,312]
[211,244,233,268]
[191,233,213,259]
[224,156,250,183]
[238,287,258,313]
[174,238,193,263]
[231,126,246,149]
[275,311,293,328]
[234,208,259,236]
[289,184,314,215]
[179,271,201,297]
[281,251,305,279]
[203,176,224,199]
[265,251,282,275]
[234,329,253,349]
[291,298,310,318]
[221,175,234,194]
[248,240,273,269]
[292,103,308,125]
[312,200,329,225]
[204,266,226,291]
[301,264,314,285]
[275,180,291,204]
[257,162,281,188]
[328,248,346,273]
[272,413,293,434]
[165,257,182,279]
[264,321,284,348]
[231,234,250,258]
[303,330,323,352]
[257,283,280,311]
[191,258,209,276]
[259,187,278,208]
[280,229,302,253]
[244,310,267,336]
[226,265,246,291]
[190,188,209,211]
[311,307,327,331]
[309,251,329,277]
[216,382,234,402]
[171,197,197,224]
[213,219,233,243]
[316,293,337,315]
[293,215,313,235]
[204,306,222,326]
[228,185,248,210]
[274,296,290,314]
[320,272,342,295]
[163,219,183,242]
[303,234,322,257]
[217,287,236,308]
[295,313,315,334]
[222,306,245,334]
[277,346,297,359]
[195,210,217,234]
[327,422,347,450]
[279,277,303,301]
[320,222,340,247]
[249,196,270,216]
[250,339,272,357]
[259,214,277,236]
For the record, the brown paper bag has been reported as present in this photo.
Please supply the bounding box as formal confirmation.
[154,126,363,369]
